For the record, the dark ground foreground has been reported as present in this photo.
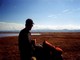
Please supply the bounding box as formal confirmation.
[0,32,80,60]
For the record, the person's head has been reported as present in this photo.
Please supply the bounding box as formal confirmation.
[25,18,34,30]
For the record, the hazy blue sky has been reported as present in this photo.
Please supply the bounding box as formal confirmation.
[0,0,80,30]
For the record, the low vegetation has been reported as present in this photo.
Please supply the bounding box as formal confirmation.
[0,32,80,60]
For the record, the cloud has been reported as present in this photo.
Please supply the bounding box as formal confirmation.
[33,24,80,30]
[62,8,80,14]
[0,22,80,31]
[48,15,57,18]
[62,9,70,13]
[48,9,70,18]
[0,22,24,31]
[48,9,71,18]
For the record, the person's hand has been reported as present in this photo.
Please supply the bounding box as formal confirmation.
[31,56,36,60]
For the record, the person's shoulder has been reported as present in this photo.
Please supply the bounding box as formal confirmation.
[21,28,25,31]
[20,28,29,33]
[19,28,25,33]
[19,28,24,32]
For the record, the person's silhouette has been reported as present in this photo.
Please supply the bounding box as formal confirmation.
[18,18,34,60]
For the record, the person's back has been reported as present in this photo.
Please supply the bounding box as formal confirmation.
[43,40,63,60]
[18,18,34,60]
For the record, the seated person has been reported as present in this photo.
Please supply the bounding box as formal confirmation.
[43,40,63,60]
[31,40,63,60]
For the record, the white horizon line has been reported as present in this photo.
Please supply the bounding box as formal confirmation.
[0,22,80,30]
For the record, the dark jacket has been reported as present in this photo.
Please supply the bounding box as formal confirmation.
[18,28,32,60]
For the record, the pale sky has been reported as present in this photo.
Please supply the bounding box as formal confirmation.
[0,0,80,31]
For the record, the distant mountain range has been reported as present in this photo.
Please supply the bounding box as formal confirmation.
[31,29,80,32]
[0,29,80,33]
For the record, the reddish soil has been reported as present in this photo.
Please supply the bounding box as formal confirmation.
[0,32,80,60]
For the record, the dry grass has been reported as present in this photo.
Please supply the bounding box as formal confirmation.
[0,32,80,60]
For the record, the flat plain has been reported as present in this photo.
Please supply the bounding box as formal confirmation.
[0,32,80,60]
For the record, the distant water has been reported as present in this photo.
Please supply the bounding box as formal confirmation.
[31,33,41,35]
[0,33,19,37]
[0,33,41,37]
